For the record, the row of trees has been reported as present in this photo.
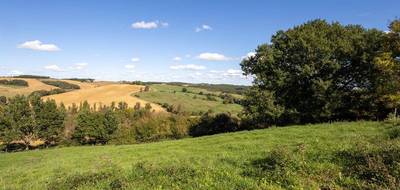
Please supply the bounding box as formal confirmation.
[241,19,400,125]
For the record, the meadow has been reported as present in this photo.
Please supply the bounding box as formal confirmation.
[1,121,398,189]
[135,84,243,115]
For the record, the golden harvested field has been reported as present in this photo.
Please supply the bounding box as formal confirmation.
[43,84,164,112]
[0,78,57,97]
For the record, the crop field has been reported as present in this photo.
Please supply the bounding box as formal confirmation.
[43,84,164,112]
[0,78,57,97]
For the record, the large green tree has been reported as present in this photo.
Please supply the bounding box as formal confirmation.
[241,19,400,125]
[31,95,65,146]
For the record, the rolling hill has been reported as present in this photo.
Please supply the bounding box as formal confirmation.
[0,77,244,114]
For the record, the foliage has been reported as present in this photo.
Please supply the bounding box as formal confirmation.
[63,78,95,82]
[0,79,28,87]
[189,112,240,137]
[30,95,65,146]
[41,80,80,90]
[337,141,400,189]
[29,89,67,97]
[13,75,50,79]
[241,19,400,125]
[73,106,118,145]
[0,95,65,150]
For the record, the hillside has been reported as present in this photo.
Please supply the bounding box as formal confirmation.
[0,78,57,97]
[135,84,243,115]
[43,84,164,112]
[1,121,397,189]
[0,77,243,114]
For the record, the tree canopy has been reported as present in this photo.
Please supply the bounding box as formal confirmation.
[241,19,400,125]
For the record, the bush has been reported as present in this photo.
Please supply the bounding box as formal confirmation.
[337,142,400,189]
[0,79,28,87]
[73,108,118,145]
[0,96,6,105]
[41,80,80,90]
[189,113,239,137]
[245,147,303,188]
[30,89,67,97]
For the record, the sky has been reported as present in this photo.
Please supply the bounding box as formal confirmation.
[0,0,399,85]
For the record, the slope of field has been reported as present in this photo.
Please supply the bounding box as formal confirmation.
[0,122,392,189]
[135,84,243,114]
[0,78,57,97]
[43,84,164,112]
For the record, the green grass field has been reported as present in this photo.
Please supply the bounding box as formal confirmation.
[134,84,243,115]
[1,121,397,189]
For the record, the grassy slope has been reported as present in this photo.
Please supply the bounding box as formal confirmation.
[0,122,388,189]
[135,84,243,114]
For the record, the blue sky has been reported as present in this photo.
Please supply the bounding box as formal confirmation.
[0,0,398,85]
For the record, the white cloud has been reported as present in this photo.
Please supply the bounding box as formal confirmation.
[197,52,231,61]
[173,56,182,61]
[18,40,60,51]
[161,22,169,27]
[170,64,206,70]
[131,21,168,29]
[195,24,212,32]
[125,64,135,69]
[223,69,243,77]
[131,57,140,62]
[242,52,256,60]
[70,62,88,70]
[44,65,63,72]
[185,54,191,58]
[9,70,23,75]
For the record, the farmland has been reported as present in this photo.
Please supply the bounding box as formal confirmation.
[43,83,164,112]
[0,78,57,97]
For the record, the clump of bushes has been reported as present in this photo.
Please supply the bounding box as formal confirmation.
[336,142,400,189]
[41,80,80,90]
[189,113,240,137]
[30,89,67,97]
[14,75,50,79]
[0,79,28,87]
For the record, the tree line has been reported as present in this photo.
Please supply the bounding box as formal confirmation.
[0,94,229,151]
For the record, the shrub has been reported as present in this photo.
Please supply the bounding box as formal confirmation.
[0,79,28,87]
[0,96,6,105]
[182,87,187,92]
[336,142,400,189]
[14,75,50,79]
[73,108,118,145]
[41,80,80,90]
[189,113,239,137]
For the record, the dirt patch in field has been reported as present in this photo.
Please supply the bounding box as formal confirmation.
[43,84,164,112]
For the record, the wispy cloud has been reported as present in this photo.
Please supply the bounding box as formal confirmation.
[44,65,63,72]
[9,70,23,75]
[18,40,60,51]
[131,57,140,62]
[173,56,182,61]
[131,21,168,29]
[69,62,88,70]
[195,24,212,32]
[197,52,231,61]
[170,64,206,70]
